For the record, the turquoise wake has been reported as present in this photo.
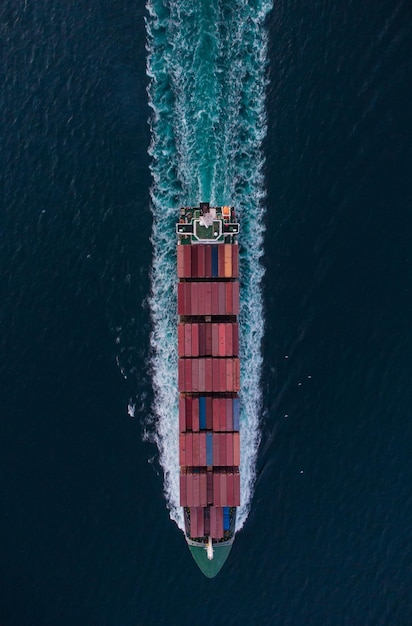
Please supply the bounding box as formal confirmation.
[145,0,272,531]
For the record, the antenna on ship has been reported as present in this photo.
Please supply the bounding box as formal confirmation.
[206,536,214,561]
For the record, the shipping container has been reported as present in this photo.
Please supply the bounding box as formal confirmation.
[192,358,199,393]
[206,433,213,466]
[192,398,199,432]
[191,244,198,277]
[205,357,213,392]
[186,396,193,430]
[233,432,240,467]
[212,397,219,431]
[199,434,207,467]
[184,245,191,277]
[225,323,232,357]
[190,506,198,537]
[178,324,184,357]
[177,245,184,278]
[179,434,186,467]
[199,396,206,429]
[206,397,213,429]
[205,245,212,278]
[219,434,227,466]
[200,472,207,507]
[213,433,220,466]
[227,473,234,505]
[226,432,234,466]
[185,432,193,466]
[232,245,239,277]
[218,244,224,277]
[225,398,233,431]
[223,506,230,531]
[215,506,224,538]
[211,246,218,277]
[219,398,226,431]
[213,472,220,506]
[184,324,191,357]
[179,397,186,432]
[193,473,200,506]
[233,323,239,355]
[207,471,213,504]
[180,472,187,506]
[233,472,240,506]
[233,397,240,430]
[220,471,227,504]
[204,507,210,535]
[184,359,192,392]
[178,359,185,392]
[209,505,216,537]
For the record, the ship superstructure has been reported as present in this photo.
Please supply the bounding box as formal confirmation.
[176,202,240,578]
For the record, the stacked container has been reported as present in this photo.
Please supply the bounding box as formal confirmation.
[178,223,240,541]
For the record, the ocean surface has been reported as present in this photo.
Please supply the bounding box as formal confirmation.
[1,1,412,625]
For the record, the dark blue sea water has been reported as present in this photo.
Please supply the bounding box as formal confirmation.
[1,1,412,625]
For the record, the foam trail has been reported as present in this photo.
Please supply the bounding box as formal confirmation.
[146,0,272,531]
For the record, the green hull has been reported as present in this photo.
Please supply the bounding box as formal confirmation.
[188,542,233,578]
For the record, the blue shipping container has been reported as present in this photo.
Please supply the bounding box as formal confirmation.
[206,433,213,466]
[223,507,230,530]
[199,397,206,429]
[233,398,240,430]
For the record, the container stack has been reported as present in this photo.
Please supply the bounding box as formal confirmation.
[178,238,240,540]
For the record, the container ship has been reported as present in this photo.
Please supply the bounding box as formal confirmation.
[176,202,240,578]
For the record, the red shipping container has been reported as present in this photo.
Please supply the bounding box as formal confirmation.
[177,245,184,278]
[192,359,200,392]
[205,358,213,392]
[184,359,191,392]
[184,324,191,357]
[183,245,191,278]
[207,472,213,504]
[212,359,219,393]
[227,472,234,505]
[205,282,212,313]
[192,433,200,466]
[219,398,226,431]
[198,323,205,356]
[197,507,205,537]
[209,505,216,537]
[225,398,233,431]
[178,359,185,392]
[233,323,239,355]
[179,397,186,432]
[213,434,220,466]
[233,282,240,315]
[213,472,220,506]
[191,244,198,278]
[205,245,212,278]
[215,507,224,538]
[180,473,187,506]
[218,244,225,277]
[177,282,185,315]
[211,283,219,315]
[186,433,193,466]
[179,434,186,467]
[220,471,227,504]
[198,245,205,278]
[212,323,219,356]
[192,323,199,357]
[205,324,212,354]
[226,358,233,392]
[233,432,240,467]
[232,245,239,277]
[185,474,192,507]
[234,358,240,391]
[190,506,198,537]
[233,472,240,506]
[206,397,213,429]
[225,323,233,356]
[204,507,210,535]
[199,433,206,466]
[200,473,207,506]
[193,473,200,506]
[183,282,190,314]
[198,359,205,391]
[219,433,226,466]
[191,283,198,315]
[226,432,234,466]
[192,398,199,432]
[218,282,225,315]
[226,282,233,315]
[218,324,226,357]
[199,282,205,314]
[186,396,192,430]
[177,324,184,357]
[212,398,219,430]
